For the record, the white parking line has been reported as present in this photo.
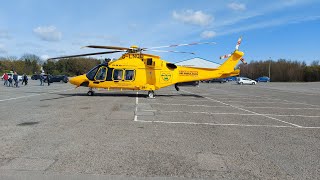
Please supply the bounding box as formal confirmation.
[134,89,319,128]
[134,119,320,129]
[253,85,320,96]
[134,92,139,121]
[182,90,303,128]
[0,88,74,102]
[139,102,229,108]
[140,109,320,118]
[208,87,320,107]
[245,107,320,110]
[219,101,307,104]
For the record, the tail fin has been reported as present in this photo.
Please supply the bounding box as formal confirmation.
[218,50,244,73]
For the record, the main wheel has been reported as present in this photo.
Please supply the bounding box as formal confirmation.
[148,91,155,98]
[87,91,94,96]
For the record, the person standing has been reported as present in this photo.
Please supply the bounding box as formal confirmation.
[3,73,8,86]
[22,74,28,85]
[13,72,18,87]
[40,73,44,86]
[8,76,13,87]
[47,74,51,86]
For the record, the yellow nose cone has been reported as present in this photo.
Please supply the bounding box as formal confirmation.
[69,75,88,86]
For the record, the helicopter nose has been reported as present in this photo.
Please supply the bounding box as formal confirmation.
[69,75,87,86]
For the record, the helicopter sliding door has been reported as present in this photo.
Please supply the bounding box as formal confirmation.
[111,69,136,89]
[112,69,135,81]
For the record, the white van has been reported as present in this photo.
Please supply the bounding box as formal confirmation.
[236,77,257,85]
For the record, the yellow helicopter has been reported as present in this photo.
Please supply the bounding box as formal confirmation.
[49,37,246,98]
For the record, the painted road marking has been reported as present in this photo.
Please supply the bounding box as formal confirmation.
[182,90,303,128]
[0,88,74,102]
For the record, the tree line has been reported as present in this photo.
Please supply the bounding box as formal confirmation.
[1,54,319,81]
[0,54,41,75]
[238,59,320,82]
[0,54,101,76]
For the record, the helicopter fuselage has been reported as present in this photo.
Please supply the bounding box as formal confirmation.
[69,51,244,92]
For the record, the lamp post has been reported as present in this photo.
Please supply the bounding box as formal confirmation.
[268,57,271,80]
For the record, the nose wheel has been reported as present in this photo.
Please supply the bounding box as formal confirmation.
[147,90,155,98]
[87,88,94,96]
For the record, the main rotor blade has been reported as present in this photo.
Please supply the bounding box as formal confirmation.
[145,42,216,50]
[48,51,123,60]
[83,45,129,50]
[149,49,195,55]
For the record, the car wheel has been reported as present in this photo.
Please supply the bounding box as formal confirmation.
[252,82,255,85]
[240,82,243,85]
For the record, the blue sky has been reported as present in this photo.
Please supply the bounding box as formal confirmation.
[0,0,320,64]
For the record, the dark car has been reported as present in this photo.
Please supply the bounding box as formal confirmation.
[31,74,40,80]
[226,76,237,81]
[46,75,69,83]
[255,76,270,82]
[208,78,228,83]
[176,81,199,86]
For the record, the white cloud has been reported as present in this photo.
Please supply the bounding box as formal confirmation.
[0,44,7,54]
[227,2,246,11]
[40,54,50,60]
[201,31,217,38]
[173,10,213,26]
[219,15,320,36]
[0,30,11,39]
[33,26,62,41]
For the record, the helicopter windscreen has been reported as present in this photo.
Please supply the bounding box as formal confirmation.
[86,64,103,80]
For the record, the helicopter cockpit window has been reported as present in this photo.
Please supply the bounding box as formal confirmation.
[86,65,101,80]
[95,67,107,80]
[113,69,123,80]
[125,70,135,81]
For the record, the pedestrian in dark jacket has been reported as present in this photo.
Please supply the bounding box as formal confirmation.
[47,74,51,86]
[22,74,28,85]
[13,72,19,87]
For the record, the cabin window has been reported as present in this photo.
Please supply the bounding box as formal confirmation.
[113,69,123,80]
[147,58,153,65]
[125,70,135,81]
[106,68,113,81]
[95,67,107,80]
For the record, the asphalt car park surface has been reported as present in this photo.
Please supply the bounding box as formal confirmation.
[0,80,319,179]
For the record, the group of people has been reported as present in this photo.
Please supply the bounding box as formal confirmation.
[39,73,51,86]
[2,72,28,88]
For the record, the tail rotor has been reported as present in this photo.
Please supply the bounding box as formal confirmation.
[219,36,246,64]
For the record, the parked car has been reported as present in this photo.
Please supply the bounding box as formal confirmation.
[50,75,69,83]
[255,76,270,82]
[236,77,257,85]
[208,78,228,83]
[226,76,237,81]
[176,81,199,86]
[31,74,40,80]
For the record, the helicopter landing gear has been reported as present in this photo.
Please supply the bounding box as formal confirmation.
[147,90,155,98]
[174,84,180,91]
[87,88,94,96]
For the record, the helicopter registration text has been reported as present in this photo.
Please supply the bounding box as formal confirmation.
[120,54,144,59]
[179,70,198,76]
